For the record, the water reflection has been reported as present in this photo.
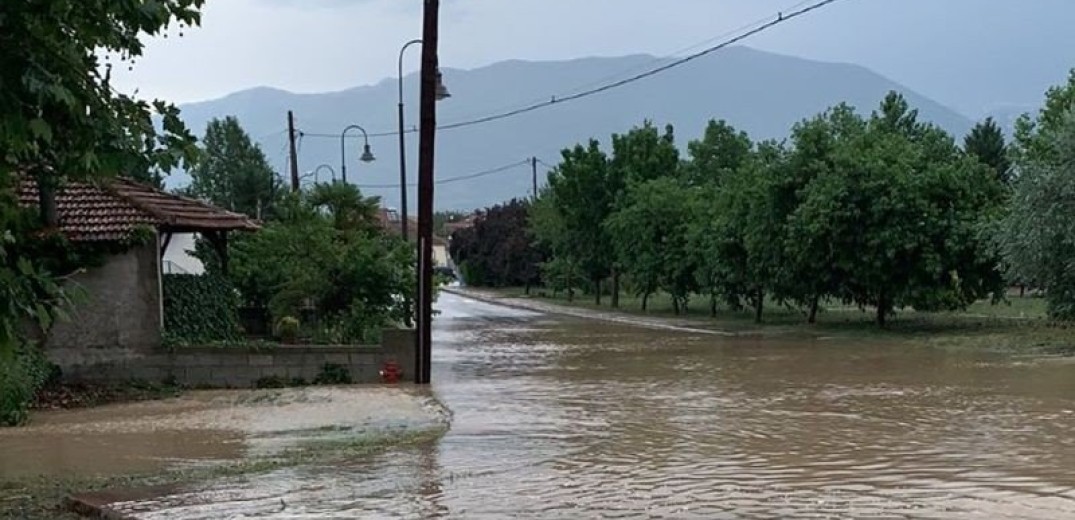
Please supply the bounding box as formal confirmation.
[124,293,1075,518]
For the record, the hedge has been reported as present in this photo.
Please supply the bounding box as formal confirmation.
[162,274,243,344]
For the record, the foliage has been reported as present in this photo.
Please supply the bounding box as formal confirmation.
[275,316,300,343]
[162,274,243,344]
[1,0,204,425]
[313,363,352,385]
[222,184,414,343]
[530,92,1006,328]
[787,93,1004,326]
[606,177,695,312]
[449,199,544,288]
[543,140,621,302]
[997,107,1075,320]
[0,342,52,426]
[964,117,1012,184]
[188,116,281,218]
[683,119,753,186]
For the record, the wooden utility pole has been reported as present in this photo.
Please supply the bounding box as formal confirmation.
[415,0,440,385]
[531,156,539,200]
[288,111,300,192]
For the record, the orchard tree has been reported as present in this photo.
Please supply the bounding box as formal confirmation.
[545,140,621,305]
[964,117,1011,184]
[190,117,280,218]
[606,177,694,312]
[607,122,680,306]
[790,93,1003,327]
[683,119,753,186]
[998,74,1075,320]
[782,104,865,322]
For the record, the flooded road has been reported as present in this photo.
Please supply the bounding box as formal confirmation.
[114,293,1075,518]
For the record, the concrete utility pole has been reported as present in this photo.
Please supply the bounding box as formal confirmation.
[288,111,300,192]
[415,0,440,385]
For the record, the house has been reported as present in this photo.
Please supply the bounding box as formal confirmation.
[376,207,450,268]
[17,176,259,373]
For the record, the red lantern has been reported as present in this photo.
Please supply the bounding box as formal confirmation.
[380,360,402,384]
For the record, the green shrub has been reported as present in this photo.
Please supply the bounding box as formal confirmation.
[0,343,52,426]
[313,363,352,385]
[163,274,243,344]
[275,316,300,343]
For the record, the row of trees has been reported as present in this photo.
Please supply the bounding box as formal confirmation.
[457,80,1075,327]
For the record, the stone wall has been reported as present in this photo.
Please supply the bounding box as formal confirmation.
[60,329,417,387]
[45,239,162,369]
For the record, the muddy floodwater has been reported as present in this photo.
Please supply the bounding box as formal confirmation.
[62,295,1075,517]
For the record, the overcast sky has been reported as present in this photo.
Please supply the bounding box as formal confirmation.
[113,0,1075,116]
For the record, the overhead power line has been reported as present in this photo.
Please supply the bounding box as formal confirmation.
[300,0,845,141]
[356,159,531,189]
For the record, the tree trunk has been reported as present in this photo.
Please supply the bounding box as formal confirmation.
[672,297,681,316]
[611,271,620,309]
[37,175,58,228]
[1020,285,1026,298]
[754,288,764,324]
[877,290,888,328]
[642,292,650,312]
[807,295,820,324]
[710,292,718,318]
[524,282,531,296]
[594,278,602,306]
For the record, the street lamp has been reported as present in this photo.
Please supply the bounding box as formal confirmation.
[310,164,337,184]
[340,124,375,184]
[398,39,450,241]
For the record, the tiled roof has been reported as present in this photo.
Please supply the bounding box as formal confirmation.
[17,177,260,242]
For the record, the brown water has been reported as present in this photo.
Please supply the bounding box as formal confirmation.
[96,295,1075,517]
[0,387,445,480]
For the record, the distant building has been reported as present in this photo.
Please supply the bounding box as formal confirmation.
[376,207,449,267]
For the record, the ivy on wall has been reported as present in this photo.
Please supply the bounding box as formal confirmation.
[162,274,243,345]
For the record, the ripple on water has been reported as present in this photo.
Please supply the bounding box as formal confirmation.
[109,294,1075,518]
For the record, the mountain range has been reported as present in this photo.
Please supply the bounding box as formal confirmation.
[174,46,979,211]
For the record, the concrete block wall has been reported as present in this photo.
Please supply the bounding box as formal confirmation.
[60,329,417,387]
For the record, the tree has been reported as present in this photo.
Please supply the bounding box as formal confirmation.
[606,177,694,312]
[607,122,680,306]
[226,185,415,342]
[964,117,1011,184]
[789,93,1003,327]
[449,199,545,290]
[997,97,1075,319]
[545,140,621,305]
[189,117,280,218]
[1,0,204,425]
[683,120,753,186]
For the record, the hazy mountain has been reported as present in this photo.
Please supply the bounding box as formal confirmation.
[174,46,973,211]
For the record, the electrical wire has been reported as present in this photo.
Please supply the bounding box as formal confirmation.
[356,159,531,189]
[300,0,845,140]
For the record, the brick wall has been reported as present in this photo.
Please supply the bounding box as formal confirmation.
[61,329,417,387]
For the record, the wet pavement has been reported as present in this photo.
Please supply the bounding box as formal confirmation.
[32,294,1075,517]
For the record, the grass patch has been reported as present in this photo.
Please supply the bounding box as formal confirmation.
[0,426,448,519]
[478,287,1072,354]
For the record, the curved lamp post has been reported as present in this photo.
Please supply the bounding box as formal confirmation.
[398,39,450,240]
[311,163,337,184]
[340,124,375,184]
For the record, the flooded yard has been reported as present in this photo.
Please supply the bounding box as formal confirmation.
[13,293,1075,518]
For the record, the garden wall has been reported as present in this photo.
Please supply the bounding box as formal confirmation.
[60,329,417,387]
